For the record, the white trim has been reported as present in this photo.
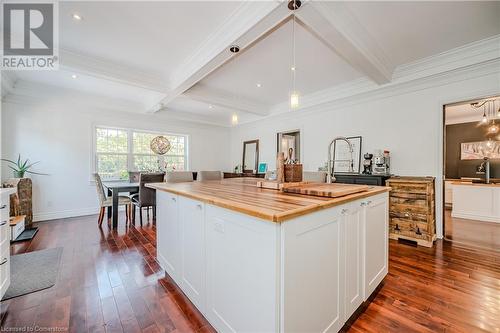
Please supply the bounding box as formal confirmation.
[90,125,190,181]
[451,212,500,224]
[34,206,99,222]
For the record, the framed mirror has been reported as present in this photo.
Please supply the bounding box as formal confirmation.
[277,130,300,163]
[242,140,259,173]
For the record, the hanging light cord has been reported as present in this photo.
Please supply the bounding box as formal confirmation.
[292,11,296,97]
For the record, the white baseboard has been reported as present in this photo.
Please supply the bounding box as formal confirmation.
[33,207,100,222]
[451,211,500,224]
[34,206,131,222]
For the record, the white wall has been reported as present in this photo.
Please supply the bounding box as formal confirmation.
[1,101,231,222]
[230,71,500,238]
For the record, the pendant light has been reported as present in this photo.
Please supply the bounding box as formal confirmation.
[290,8,299,109]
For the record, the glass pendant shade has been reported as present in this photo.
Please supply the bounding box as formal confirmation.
[290,92,299,109]
[231,114,239,125]
[150,136,171,155]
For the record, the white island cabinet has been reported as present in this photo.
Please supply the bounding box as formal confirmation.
[154,185,389,333]
[0,188,16,299]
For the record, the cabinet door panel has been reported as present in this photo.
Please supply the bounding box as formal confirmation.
[156,191,181,283]
[179,197,205,312]
[344,203,364,319]
[282,207,344,333]
[364,194,389,299]
[205,206,278,333]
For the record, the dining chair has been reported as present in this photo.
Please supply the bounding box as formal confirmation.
[303,171,327,183]
[130,172,165,225]
[128,171,141,183]
[93,173,132,226]
[165,171,194,183]
[197,171,223,181]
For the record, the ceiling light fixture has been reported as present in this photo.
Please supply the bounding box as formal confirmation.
[288,0,302,11]
[208,105,214,109]
[72,13,82,20]
[229,45,240,53]
[71,74,77,79]
[256,83,262,88]
[471,98,500,125]
[290,10,299,109]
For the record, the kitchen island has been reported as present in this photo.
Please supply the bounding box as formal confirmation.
[452,181,500,223]
[147,178,390,332]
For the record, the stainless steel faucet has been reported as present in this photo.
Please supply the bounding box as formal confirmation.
[327,136,354,183]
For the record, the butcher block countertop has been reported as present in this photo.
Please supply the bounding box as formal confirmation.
[147,178,390,222]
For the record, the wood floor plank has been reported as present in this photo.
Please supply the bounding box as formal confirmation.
[1,214,498,333]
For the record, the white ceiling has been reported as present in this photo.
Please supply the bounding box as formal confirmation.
[3,1,500,127]
[59,1,242,82]
[344,1,500,66]
[196,18,363,106]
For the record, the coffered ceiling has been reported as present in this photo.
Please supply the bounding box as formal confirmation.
[2,1,500,127]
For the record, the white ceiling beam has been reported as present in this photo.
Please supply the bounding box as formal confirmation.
[296,1,394,85]
[181,85,269,116]
[59,49,168,92]
[151,0,290,113]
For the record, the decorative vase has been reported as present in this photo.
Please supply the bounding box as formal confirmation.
[13,171,25,178]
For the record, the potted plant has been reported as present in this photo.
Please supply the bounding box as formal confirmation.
[1,154,48,178]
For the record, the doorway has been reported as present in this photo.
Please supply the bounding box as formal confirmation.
[443,96,500,251]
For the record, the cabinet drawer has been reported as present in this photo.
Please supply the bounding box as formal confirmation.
[0,219,9,247]
[388,183,430,194]
[0,204,8,224]
[390,203,429,215]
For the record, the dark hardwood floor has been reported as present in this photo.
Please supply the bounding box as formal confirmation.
[1,214,499,332]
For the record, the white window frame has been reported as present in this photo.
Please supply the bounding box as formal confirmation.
[91,124,190,181]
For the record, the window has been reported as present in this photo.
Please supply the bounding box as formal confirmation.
[94,126,188,181]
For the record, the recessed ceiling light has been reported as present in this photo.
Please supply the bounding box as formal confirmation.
[291,66,296,71]
[256,83,262,88]
[72,13,82,20]
[208,105,214,109]
[71,74,77,79]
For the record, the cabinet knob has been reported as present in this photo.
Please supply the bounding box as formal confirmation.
[360,202,366,207]
[0,205,6,210]
[196,204,203,210]
[171,197,176,202]
[0,221,7,226]
[0,258,7,266]
[366,200,372,205]
[341,208,349,215]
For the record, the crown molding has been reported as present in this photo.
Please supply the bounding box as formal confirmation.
[258,58,500,126]
[296,1,393,84]
[268,35,500,116]
[60,49,168,93]
[393,34,500,81]
[3,78,231,129]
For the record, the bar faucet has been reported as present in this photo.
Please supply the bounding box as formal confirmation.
[327,136,354,183]
[477,157,490,184]
[485,157,490,184]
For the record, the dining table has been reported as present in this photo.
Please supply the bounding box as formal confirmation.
[102,181,139,228]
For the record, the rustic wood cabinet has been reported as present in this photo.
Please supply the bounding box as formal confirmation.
[386,177,436,247]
